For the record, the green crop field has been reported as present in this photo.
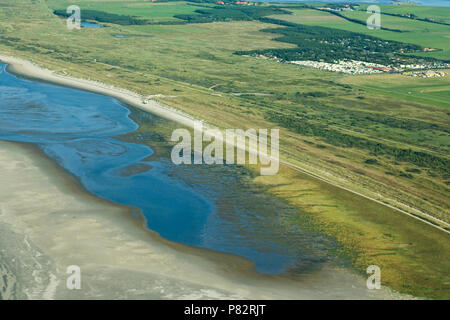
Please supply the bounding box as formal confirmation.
[0,0,449,298]
[273,7,450,60]
[340,72,450,109]
[46,0,202,22]
[365,4,450,24]
[339,9,450,58]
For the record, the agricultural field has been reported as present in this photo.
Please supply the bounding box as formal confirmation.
[339,71,450,109]
[365,4,450,24]
[272,7,450,60]
[47,0,203,22]
[339,9,450,58]
[0,0,449,298]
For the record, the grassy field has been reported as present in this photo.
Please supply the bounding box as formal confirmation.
[273,7,450,60]
[339,71,450,109]
[340,10,450,58]
[362,4,450,24]
[0,0,449,298]
[254,164,450,299]
[46,0,203,22]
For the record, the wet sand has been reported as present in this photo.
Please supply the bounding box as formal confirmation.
[0,140,410,299]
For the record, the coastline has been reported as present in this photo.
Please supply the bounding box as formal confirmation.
[0,55,412,299]
[0,54,199,129]
[0,53,447,234]
[0,140,408,299]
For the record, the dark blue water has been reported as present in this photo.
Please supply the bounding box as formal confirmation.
[0,63,333,274]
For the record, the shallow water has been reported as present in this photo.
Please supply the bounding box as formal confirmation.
[0,63,335,274]
[81,21,104,28]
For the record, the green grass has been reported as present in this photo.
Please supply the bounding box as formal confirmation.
[364,4,450,24]
[340,71,450,109]
[340,10,450,58]
[275,7,450,60]
[255,166,450,299]
[46,0,202,22]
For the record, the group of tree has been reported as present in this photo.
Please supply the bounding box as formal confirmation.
[235,17,444,67]
[174,6,290,23]
[53,9,149,25]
